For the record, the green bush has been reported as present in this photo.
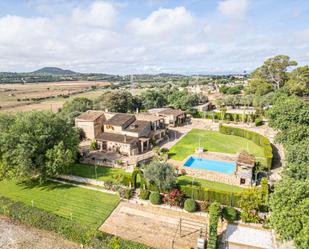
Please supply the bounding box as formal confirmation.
[219,124,273,169]
[118,188,132,199]
[131,167,146,189]
[179,185,241,207]
[139,189,150,200]
[184,199,197,212]
[208,202,221,249]
[0,196,148,248]
[222,206,238,222]
[149,192,161,205]
[255,117,263,126]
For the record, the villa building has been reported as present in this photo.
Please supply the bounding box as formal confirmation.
[147,107,187,126]
[75,110,167,156]
[75,110,106,139]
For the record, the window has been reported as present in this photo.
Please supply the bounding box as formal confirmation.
[240,178,246,184]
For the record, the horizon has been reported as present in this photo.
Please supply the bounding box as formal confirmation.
[0,0,308,74]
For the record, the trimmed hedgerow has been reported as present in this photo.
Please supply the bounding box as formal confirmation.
[193,111,258,123]
[149,192,161,205]
[139,189,150,200]
[207,202,221,249]
[179,185,241,208]
[0,196,148,248]
[184,199,197,212]
[131,167,146,189]
[219,124,273,169]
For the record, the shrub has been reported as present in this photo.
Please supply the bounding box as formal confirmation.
[219,124,273,170]
[208,202,221,249]
[139,189,150,200]
[222,206,238,222]
[184,199,197,212]
[118,188,132,199]
[149,192,161,205]
[255,117,263,126]
[163,189,184,207]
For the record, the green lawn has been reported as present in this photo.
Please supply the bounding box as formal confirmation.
[177,175,243,193]
[0,180,119,228]
[69,163,131,182]
[169,129,265,161]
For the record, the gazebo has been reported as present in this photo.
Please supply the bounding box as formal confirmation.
[236,151,255,186]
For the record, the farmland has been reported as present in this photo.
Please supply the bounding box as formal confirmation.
[0,81,110,112]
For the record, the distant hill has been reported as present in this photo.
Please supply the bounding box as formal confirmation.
[33,67,77,75]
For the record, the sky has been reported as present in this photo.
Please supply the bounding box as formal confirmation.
[0,0,309,74]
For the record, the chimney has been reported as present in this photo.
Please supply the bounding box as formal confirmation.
[124,134,127,142]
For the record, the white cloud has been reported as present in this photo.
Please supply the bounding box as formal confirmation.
[0,1,307,74]
[72,1,117,28]
[183,43,208,56]
[129,7,194,38]
[218,0,249,20]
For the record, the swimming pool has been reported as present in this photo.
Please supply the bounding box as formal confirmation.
[184,156,236,174]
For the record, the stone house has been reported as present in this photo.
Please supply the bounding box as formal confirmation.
[75,110,106,140]
[75,111,167,156]
[148,107,187,126]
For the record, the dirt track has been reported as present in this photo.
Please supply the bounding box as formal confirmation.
[0,216,81,249]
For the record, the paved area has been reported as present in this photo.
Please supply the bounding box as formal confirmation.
[0,216,80,249]
[223,224,274,249]
[100,201,209,249]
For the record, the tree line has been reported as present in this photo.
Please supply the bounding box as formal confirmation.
[266,94,309,249]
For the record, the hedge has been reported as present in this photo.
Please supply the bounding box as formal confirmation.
[149,192,161,205]
[184,199,197,212]
[179,185,241,208]
[219,124,273,169]
[139,189,150,200]
[194,111,258,123]
[131,167,146,189]
[0,196,148,249]
[207,202,221,249]
[222,206,238,223]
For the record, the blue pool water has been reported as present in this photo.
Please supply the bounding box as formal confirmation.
[184,156,236,174]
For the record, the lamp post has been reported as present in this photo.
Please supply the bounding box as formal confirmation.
[191,177,195,199]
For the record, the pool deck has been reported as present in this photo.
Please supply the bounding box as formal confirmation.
[168,151,242,186]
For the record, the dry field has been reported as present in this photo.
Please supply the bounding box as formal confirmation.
[0,81,110,112]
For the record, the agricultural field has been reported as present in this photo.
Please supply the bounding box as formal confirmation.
[0,81,110,112]
[169,129,265,161]
[0,179,119,228]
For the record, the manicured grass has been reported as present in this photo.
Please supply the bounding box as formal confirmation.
[0,180,119,228]
[69,163,131,182]
[177,175,243,193]
[169,129,265,161]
